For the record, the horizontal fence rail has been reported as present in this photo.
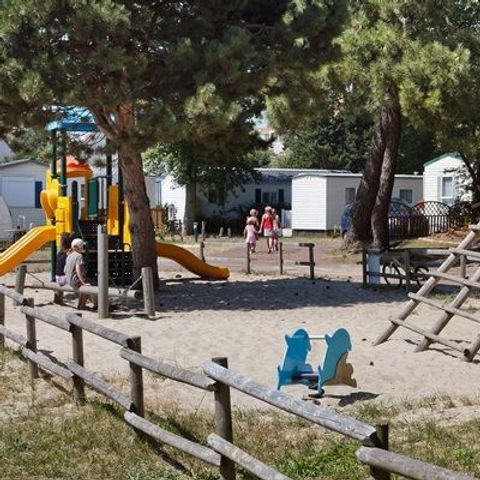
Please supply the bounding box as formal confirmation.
[208,434,292,480]
[120,347,216,391]
[202,360,378,446]
[125,411,221,467]
[0,283,477,480]
[356,447,477,480]
[67,313,137,348]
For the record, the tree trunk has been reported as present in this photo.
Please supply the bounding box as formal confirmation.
[344,105,391,248]
[371,105,402,249]
[118,146,159,289]
[183,181,197,236]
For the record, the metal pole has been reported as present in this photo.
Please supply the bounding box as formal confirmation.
[201,221,206,241]
[97,224,109,319]
[279,241,284,275]
[246,243,251,274]
[200,241,206,262]
[404,250,411,292]
[212,357,235,480]
[60,130,67,196]
[141,266,155,318]
[50,129,58,282]
[362,248,368,287]
[118,163,125,247]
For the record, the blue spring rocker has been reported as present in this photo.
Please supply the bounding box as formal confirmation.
[277,328,357,395]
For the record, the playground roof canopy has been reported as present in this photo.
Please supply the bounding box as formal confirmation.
[46,106,98,132]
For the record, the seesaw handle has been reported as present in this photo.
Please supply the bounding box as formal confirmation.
[309,335,325,341]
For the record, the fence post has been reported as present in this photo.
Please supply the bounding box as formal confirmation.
[370,424,390,480]
[212,357,235,480]
[14,264,27,305]
[308,244,315,280]
[141,267,156,318]
[279,241,284,275]
[0,291,4,349]
[403,250,411,292]
[219,227,224,238]
[97,224,109,319]
[227,227,232,238]
[70,314,86,405]
[201,221,206,241]
[25,297,39,379]
[460,254,467,279]
[200,241,206,262]
[129,336,144,417]
[246,244,251,274]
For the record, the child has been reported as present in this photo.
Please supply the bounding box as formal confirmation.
[64,238,97,310]
[244,217,258,254]
[55,233,72,286]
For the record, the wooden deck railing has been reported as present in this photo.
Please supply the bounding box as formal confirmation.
[0,283,477,480]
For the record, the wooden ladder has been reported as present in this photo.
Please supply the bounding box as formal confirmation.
[375,224,480,362]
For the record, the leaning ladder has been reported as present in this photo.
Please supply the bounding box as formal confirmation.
[375,223,480,362]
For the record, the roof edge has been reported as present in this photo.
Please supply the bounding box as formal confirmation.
[423,152,462,167]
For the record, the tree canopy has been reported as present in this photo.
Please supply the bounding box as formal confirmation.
[0,0,348,277]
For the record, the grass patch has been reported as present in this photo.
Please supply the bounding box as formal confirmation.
[1,351,479,479]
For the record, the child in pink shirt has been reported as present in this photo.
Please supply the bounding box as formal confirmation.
[244,218,258,253]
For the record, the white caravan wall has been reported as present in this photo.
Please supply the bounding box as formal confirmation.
[291,175,327,230]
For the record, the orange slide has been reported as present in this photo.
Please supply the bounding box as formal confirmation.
[156,242,229,280]
[0,226,56,277]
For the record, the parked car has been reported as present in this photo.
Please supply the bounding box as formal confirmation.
[341,200,411,238]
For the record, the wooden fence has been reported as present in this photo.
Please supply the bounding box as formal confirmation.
[0,283,477,480]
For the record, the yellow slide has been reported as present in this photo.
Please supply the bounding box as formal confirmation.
[0,226,56,276]
[156,242,230,280]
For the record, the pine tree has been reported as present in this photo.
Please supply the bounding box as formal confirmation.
[0,1,347,280]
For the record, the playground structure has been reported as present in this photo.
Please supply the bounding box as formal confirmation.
[376,223,480,361]
[277,328,356,396]
[0,107,229,282]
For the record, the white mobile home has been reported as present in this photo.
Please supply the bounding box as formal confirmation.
[423,152,470,205]
[0,159,48,239]
[292,172,423,231]
[155,168,307,221]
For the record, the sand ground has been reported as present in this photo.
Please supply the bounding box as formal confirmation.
[2,253,480,414]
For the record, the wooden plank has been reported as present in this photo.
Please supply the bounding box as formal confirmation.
[429,271,480,292]
[208,434,291,480]
[21,348,73,379]
[299,243,314,247]
[416,258,480,353]
[374,227,480,346]
[356,447,477,480]
[71,321,86,405]
[295,261,316,267]
[128,337,144,417]
[120,348,216,391]
[450,247,480,260]
[468,224,480,232]
[24,298,39,379]
[0,324,29,347]
[202,361,377,445]
[67,360,133,411]
[20,305,70,331]
[124,411,221,467]
[213,357,235,480]
[67,313,135,347]
[14,264,27,306]
[0,284,27,305]
[408,293,480,326]
[388,318,467,354]
[29,280,142,299]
